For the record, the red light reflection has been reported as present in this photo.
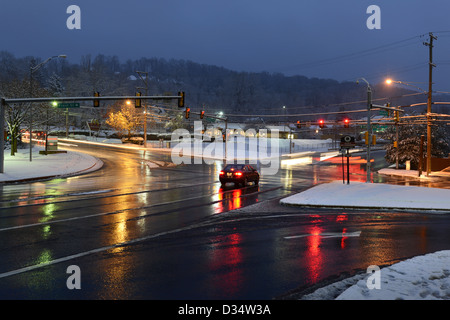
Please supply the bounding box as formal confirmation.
[215,188,243,213]
[341,227,348,249]
[313,155,375,183]
[208,232,243,297]
[305,225,324,282]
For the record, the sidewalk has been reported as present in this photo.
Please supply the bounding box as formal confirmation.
[0,146,103,183]
[378,167,450,180]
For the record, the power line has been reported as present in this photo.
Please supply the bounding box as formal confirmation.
[281,35,423,72]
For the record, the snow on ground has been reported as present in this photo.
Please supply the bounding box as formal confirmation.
[0,146,103,183]
[379,167,450,179]
[280,180,450,211]
[302,250,450,300]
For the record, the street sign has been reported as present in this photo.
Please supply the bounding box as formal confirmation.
[340,135,356,149]
[88,122,101,131]
[57,102,80,108]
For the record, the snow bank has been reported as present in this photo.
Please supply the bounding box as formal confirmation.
[0,148,103,183]
[335,250,450,300]
[280,181,450,211]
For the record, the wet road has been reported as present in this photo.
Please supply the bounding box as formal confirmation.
[0,143,449,299]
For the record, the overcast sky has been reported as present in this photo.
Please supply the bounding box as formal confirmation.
[2,0,450,91]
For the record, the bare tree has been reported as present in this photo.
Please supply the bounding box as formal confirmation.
[0,79,49,155]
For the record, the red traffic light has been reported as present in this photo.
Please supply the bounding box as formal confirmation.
[200,110,205,119]
[296,120,301,128]
[185,107,190,119]
[344,118,350,128]
[318,119,324,128]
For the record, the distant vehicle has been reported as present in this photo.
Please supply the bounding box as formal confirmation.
[219,164,259,187]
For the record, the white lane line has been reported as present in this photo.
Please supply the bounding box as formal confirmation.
[0,186,281,233]
[284,231,361,240]
[0,194,206,232]
[0,222,203,279]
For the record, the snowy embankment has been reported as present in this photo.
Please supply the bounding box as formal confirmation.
[0,147,103,183]
[280,180,450,212]
[302,250,450,300]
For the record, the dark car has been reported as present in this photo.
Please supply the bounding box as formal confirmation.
[219,164,259,187]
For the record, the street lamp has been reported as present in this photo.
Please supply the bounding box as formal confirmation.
[29,54,66,161]
[385,79,426,93]
[385,78,430,174]
[356,78,372,183]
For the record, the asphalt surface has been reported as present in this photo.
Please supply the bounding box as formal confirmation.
[1,144,450,300]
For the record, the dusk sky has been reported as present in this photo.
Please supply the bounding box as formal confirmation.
[2,0,450,91]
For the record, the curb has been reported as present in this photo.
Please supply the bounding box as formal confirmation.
[279,201,450,213]
[0,154,104,184]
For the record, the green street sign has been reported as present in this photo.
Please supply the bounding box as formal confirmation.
[56,102,80,108]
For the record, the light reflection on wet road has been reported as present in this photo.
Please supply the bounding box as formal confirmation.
[0,144,449,299]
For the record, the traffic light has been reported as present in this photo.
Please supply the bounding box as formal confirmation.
[364,131,369,145]
[93,91,100,107]
[344,118,350,128]
[185,107,190,119]
[135,92,142,108]
[200,110,205,119]
[318,119,324,128]
[296,120,301,129]
[178,91,185,108]
[395,111,399,122]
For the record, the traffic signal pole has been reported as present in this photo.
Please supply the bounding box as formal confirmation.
[358,75,403,183]
[136,71,149,148]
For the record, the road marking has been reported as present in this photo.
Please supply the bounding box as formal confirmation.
[0,223,202,279]
[0,186,282,232]
[0,186,283,278]
[284,231,361,240]
[0,181,218,208]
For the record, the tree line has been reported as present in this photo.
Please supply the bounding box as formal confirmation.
[1,50,449,161]
[1,50,437,119]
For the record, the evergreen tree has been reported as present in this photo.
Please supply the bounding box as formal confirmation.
[383,118,450,169]
[46,72,65,97]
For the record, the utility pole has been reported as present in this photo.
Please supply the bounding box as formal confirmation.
[0,98,5,173]
[424,32,437,176]
[136,71,149,148]
[366,85,372,183]
[28,55,66,161]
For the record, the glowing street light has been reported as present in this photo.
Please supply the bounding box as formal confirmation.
[29,54,66,161]
[385,78,430,175]
[384,78,426,93]
[356,77,372,183]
